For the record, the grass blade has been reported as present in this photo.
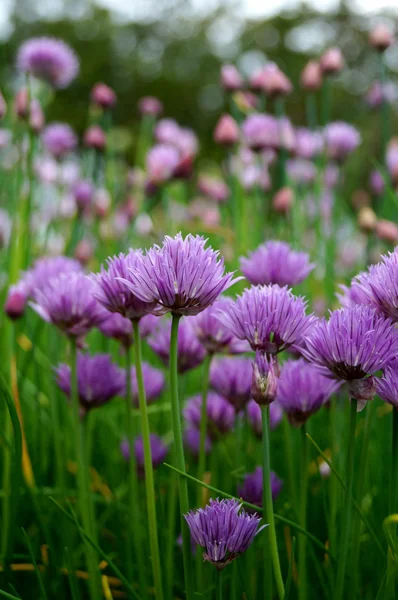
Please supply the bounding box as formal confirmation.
[21,528,48,600]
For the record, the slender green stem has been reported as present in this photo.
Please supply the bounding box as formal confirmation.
[298,425,308,600]
[305,93,317,130]
[261,406,285,600]
[335,398,357,599]
[321,77,331,126]
[170,314,194,600]
[216,569,223,600]
[124,344,147,599]
[329,396,338,551]
[283,416,297,508]
[70,339,100,600]
[390,409,398,515]
[132,320,164,600]
[197,354,212,497]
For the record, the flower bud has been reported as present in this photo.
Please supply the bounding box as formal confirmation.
[358,207,377,233]
[91,83,117,109]
[4,286,27,320]
[138,96,163,117]
[251,352,278,406]
[300,60,322,92]
[273,186,294,215]
[213,114,239,146]
[320,48,344,75]
[369,24,394,52]
[73,180,94,214]
[13,88,29,119]
[376,219,398,244]
[84,125,106,151]
[369,170,385,197]
[74,239,93,266]
[30,99,44,133]
[220,64,243,92]
[348,377,376,412]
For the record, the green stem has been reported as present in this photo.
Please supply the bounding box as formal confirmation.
[321,77,331,126]
[334,398,357,599]
[390,409,398,515]
[283,416,297,509]
[261,406,285,600]
[329,397,338,551]
[197,354,212,497]
[132,320,164,600]
[298,425,308,600]
[124,344,147,599]
[170,314,194,600]
[216,569,223,600]
[305,93,317,130]
[70,339,100,600]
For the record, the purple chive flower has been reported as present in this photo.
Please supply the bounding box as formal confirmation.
[138,96,163,117]
[139,313,160,338]
[210,357,252,412]
[242,114,279,152]
[324,122,361,162]
[130,362,165,406]
[146,144,180,184]
[251,351,278,406]
[98,312,133,348]
[31,272,105,338]
[240,241,314,287]
[238,467,283,509]
[183,392,235,439]
[121,434,168,475]
[16,37,79,88]
[287,158,317,185]
[41,123,77,159]
[277,358,340,426]
[304,305,398,407]
[294,127,323,159]
[184,498,265,569]
[218,285,315,355]
[191,297,250,355]
[184,427,212,457]
[55,353,124,414]
[73,180,94,214]
[369,170,385,197]
[355,250,398,321]
[246,399,283,437]
[92,250,159,320]
[336,274,374,308]
[376,359,398,407]
[197,176,229,204]
[154,118,181,145]
[148,317,206,374]
[122,233,239,317]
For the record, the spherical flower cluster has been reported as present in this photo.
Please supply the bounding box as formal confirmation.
[41,123,77,159]
[242,114,279,152]
[16,37,79,88]
[191,297,250,355]
[355,250,398,321]
[146,144,180,184]
[91,83,117,109]
[246,399,283,437]
[184,427,212,457]
[218,284,315,355]
[31,272,105,338]
[55,353,124,414]
[376,359,398,407]
[121,434,168,476]
[294,128,323,159]
[210,357,252,412]
[183,392,235,438]
[240,241,314,287]
[98,312,133,348]
[130,362,165,406]
[277,359,340,426]
[324,122,361,162]
[138,96,163,116]
[304,305,398,404]
[148,317,206,373]
[93,250,159,320]
[184,498,265,569]
[238,467,283,509]
[122,233,239,317]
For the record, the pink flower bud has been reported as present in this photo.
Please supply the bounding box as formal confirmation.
[220,64,243,92]
[138,96,163,117]
[348,377,376,412]
[13,88,29,119]
[320,48,344,75]
[213,114,239,146]
[74,239,93,266]
[376,219,398,244]
[300,60,323,91]
[91,83,117,109]
[369,24,394,52]
[29,99,44,132]
[251,352,278,406]
[273,187,294,214]
[84,125,106,151]
[4,287,27,320]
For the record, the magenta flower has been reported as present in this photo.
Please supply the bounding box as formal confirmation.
[92,250,159,320]
[324,122,361,162]
[55,353,124,414]
[242,114,279,152]
[294,128,323,160]
[148,317,206,374]
[191,297,250,355]
[240,241,314,287]
[122,233,239,317]
[138,96,163,116]
[355,250,398,321]
[31,272,105,338]
[121,434,168,475]
[210,357,252,412]
[218,285,315,355]
[184,498,265,569]
[183,392,235,438]
[277,359,340,426]
[73,180,94,214]
[129,362,165,406]
[146,144,180,184]
[376,359,398,407]
[41,123,77,159]
[246,399,283,437]
[220,64,243,91]
[238,467,283,509]
[16,37,79,88]
[98,312,133,348]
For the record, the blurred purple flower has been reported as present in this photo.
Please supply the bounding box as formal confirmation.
[17,37,79,88]
[130,362,165,406]
[356,250,398,321]
[376,359,398,407]
[42,123,77,159]
[55,352,124,413]
[138,96,163,116]
[242,114,279,152]
[220,64,243,91]
[246,399,283,437]
[240,241,314,287]
[98,312,133,348]
[238,467,283,509]
[146,144,180,184]
[184,427,212,457]
[294,128,323,159]
[183,392,235,438]
[197,175,229,204]
[73,180,94,214]
[148,317,206,373]
[210,357,252,412]
[324,122,360,162]
[121,434,168,475]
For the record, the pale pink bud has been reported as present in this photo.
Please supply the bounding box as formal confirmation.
[369,24,394,52]
[84,125,106,151]
[13,88,29,119]
[220,64,243,92]
[138,96,163,117]
[213,114,239,146]
[320,48,344,75]
[91,83,117,109]
[4,286,27,320]
[300,60,323,91]
[273,186,294,214]
[376,219,398,244]
[74,239,93,265]
[30,99,44,132]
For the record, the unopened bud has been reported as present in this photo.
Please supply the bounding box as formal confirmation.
[348,377,376,412]
[369,24,394,52]
[4,287,27,320]
[273,186,294,215]
[74,239,93,266]
[358,207,377,232]
[29,100,44,133]
[301,60,323,92]
[13,88,29,119]
[320,48,344,75]
[220,64,243,92]
[91,83,117,109]
[251,352,278,406]
[84,125,106,151]
[376,219,398,244]
[213,114,239,146]
[138,96,163,117]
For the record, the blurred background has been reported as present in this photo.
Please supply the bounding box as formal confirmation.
[1,0,398,194]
